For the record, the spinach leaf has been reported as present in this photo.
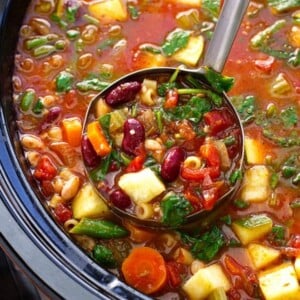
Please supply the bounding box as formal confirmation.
[161,194,193,227]
[191,226,225,262]
[32,98,44,114]
[76,78,109,92]
[92,244,117,268]
[157,82,177,97]
[90,152,112,181]
[203,67,234,93]
[267,0,300,12]
[280,106,298,128]
[56,71,74,92]
[162,29,190,56]
[232,95,256,123]
[128,4,140,20]
[167,96,212,123]
[202,0,220,19]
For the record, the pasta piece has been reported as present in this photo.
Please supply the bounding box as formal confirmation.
[135,203,154,219]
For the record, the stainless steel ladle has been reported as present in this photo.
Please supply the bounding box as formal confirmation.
[82,0,249,228]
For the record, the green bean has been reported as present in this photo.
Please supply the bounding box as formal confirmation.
[25,36,48,50]
[282,165,297,178]
[33,45,56,58]
[250,19,286,48]
[55,40,67,50]
[83,14,100,25]
[70,218,129,239]
[66,29,80,40]
[20,90,35,111]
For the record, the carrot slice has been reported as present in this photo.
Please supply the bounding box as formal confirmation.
[121,247,167,294]
[87,121,111,156]
[62,117,82,147]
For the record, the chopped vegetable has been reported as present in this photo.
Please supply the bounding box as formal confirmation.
[118,168,166,204]
[161,29,190,56]
[62,117,82,147]
[72,183,109,219]
[92,244,117,268]
[87,121,112,157]
[56,71,74,93]
[121,247,167,295]
[76,78,109,92]
[268,0,300,13]
[183,263,231,300]
[258,262,300,300]
[70,218,128,239]
[20,90,35,112]
[280,106,298,128]
[201,0,221,19]
[232,214,273,245]
[244,137,266,164]
[161,194,193,227]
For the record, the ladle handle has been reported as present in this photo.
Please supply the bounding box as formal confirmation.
[203,0,249,73]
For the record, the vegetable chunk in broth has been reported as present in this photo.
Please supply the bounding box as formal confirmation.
[13,0,300,299]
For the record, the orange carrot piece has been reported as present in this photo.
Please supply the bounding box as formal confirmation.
[62,117,82,147]
[87,121,111,156]
[121,247,167,295]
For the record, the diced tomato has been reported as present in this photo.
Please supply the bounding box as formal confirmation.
[166,261,182,288]
[177,120,196,141]
[164,89,178,109]
[199,143,220,167]
[254,56,275,74]
[181,166,220,181]
[204,109,233,135]
[33,156,57,181]
[54,203,72,224]
[41,180,54,197]
[125,154,145,172]
[184,187,203,211]
[202,187,219,210]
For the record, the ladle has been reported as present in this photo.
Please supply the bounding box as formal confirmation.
[81,0,249,228]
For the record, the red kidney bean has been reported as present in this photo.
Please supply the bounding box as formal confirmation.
[81,135,101,168]
[105,81,141,107]
[122,118,145,155]
[110,189,131,209]
[46,106,61,123]
[161,146,185,182]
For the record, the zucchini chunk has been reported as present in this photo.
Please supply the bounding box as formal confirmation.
[232,214,273,245]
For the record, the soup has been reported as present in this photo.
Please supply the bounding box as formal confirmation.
[13,0,300,299]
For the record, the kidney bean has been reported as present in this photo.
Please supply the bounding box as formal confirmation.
[81,135,101,168]
[41,106,61,130]
[122,118,145,155]
[161,146,186,182]
[110,189,131,210]
[105,81,141,107]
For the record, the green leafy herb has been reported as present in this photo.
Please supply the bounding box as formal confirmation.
[203,67,234,93]
[161,194,193,227]
[233,199,250,209]
[191,226,225,262]
[232,95,256,123]
[161,29,190,56]
[32,98,44,114]
[269,225,286,246]
[93,244,117,268]
[167,96,212,123]
[280,106,298,128]
[56,71,74,92]
[90,152,113,181]
[128,4,140,20]
[229,170,242,185]
[157,82,177,97]
[202,0,220,19]
[76,78,109,92]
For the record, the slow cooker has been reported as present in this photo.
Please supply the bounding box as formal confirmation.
[0,1,149,298]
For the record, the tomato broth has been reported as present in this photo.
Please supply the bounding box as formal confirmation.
[13,1,300,299]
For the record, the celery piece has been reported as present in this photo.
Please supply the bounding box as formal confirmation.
[33,45,56,58]
[25,36,48,50]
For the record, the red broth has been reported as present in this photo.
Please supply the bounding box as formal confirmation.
[13,1,300,299]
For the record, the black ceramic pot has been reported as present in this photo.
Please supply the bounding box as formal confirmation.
[0,1,148,299]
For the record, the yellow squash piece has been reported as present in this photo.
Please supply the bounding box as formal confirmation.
[295,256,300,280]
[232,214,273,245]
[88,0,128,24]
[118,167,165,204]
[247,243,280,270]
[258,262,300,300]
[241,165,271,203]
[172,35,204,67]
[182,263,231,300]
[72,183,109,219]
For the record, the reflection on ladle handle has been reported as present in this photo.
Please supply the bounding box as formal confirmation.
[203,0,250,73]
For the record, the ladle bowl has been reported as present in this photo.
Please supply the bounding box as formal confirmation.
[81,0,249,228]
